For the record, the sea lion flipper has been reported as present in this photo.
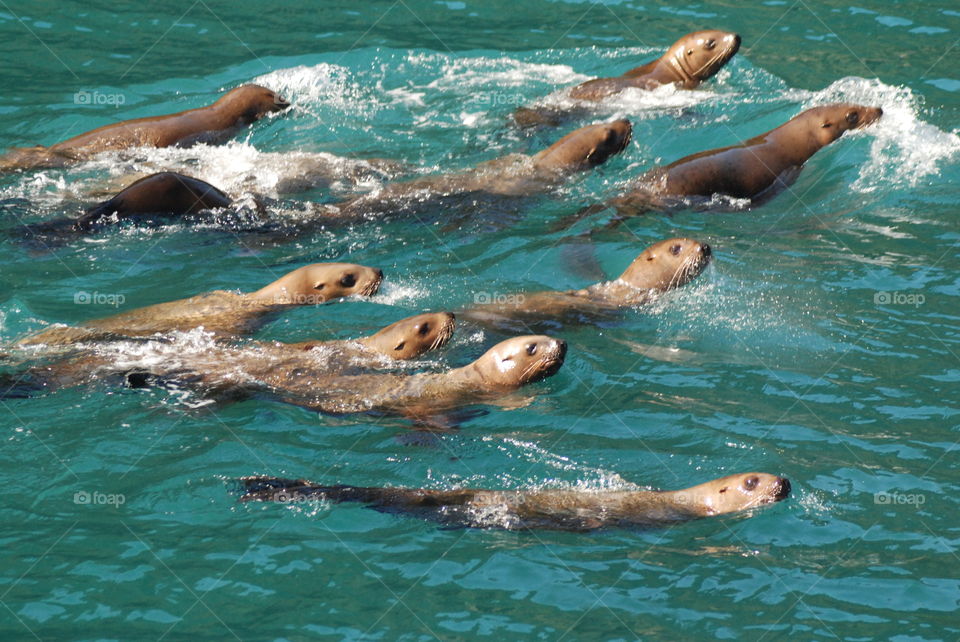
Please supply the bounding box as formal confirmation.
[559,238,607,283]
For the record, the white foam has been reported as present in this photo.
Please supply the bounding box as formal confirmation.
[425,55,588,91]
[370,280,426,305]
[798,77,960,191]
[253,63,373,117]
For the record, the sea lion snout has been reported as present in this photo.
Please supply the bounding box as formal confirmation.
[552,338,568,361]
[700,242,711,258]
[726,33,741,52]
[774,477,791,501]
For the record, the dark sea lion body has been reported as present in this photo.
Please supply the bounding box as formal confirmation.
[514,30,740,127]
[610,103,884,215]
[74,172,232,230]
[0,84,289,171]
[240,472,791,531]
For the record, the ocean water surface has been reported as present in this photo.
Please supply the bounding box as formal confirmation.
[1,0,959,639]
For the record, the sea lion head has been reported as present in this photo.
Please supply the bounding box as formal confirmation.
[666,30,741,86]
[467,335,567,389]
[252,262,383,305]
[363,312,456,360]
[217,84,291,123]
[804,103,883,146]
[618,238,712,292]
[691,472,791,516]
[532,119,632,172]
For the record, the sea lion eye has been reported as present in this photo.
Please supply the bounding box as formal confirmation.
[743,476,759,491]
[846,111,860,125]
[394,341,405,351]
[705,39,716,49]
[417,323,430,335]
[313,282,325,291]
[669,244,682,256]
[526,343,538,356]
[339,274,356,288]
[821,122,833,129]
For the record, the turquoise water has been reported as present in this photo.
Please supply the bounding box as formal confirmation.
[2,0,960,638]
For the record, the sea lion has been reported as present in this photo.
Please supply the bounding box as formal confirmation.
[16,262,383,345]
[73,172,233,230]
[6,333,562,425]
[3,312,456,398]
[462,238,711,331]
[263,334,567,420]
[282,311,456,363]
[609,103,883,215]
[514,30,741,127]
[0,84,290,171]
[325,120,632,221]
[239,471,791,531]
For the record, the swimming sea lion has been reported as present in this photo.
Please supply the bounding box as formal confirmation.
[4,312,456,398]
[74,172,233,230]
[7,332,562,425]
[16,262,383,345]
[283,311,456,363]
[609,103,883,215]
[326,120,632,221]
[462,238,710,331]
[0,84,290,171]
[239,471,791,531]
[514,30,741,127]
[264,334,567,419]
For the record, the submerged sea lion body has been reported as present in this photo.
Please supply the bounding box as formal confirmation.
[240,472,791,531]
[0,85,289,171]
[16,263,383,346]
[610,103,883,215]
[514,31,740,127]
[462,238,710,331]
[329,120,632,220]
